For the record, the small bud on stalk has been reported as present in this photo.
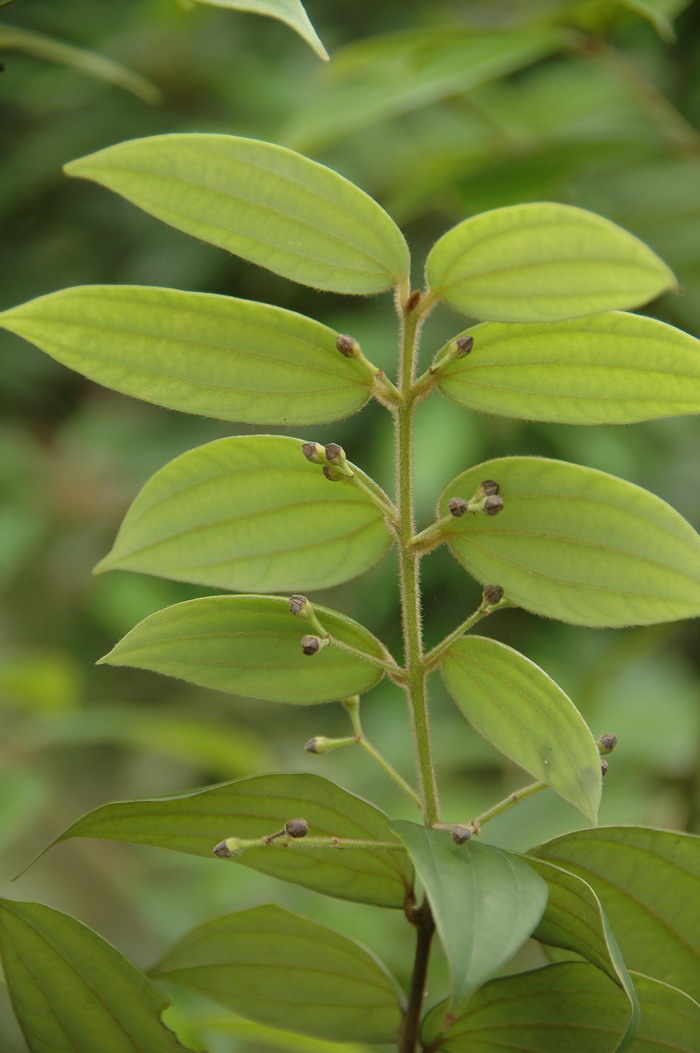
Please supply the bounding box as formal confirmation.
[284,817,309,838]
[289,594,309,616]
[597,733,618,755]
[601,758,610,778]
[483,494,504,516]
[480,480,500,496]
[455,335,474,357]
[448,497,469,517]
[305,735,355,754]
[213,837,244,858]
[301,634,322,655]
[336,333,360,357]
[452,825,473,844]
[301,441,326,464]
[483,584,504,606]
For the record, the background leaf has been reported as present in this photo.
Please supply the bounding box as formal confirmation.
[189,0,328,60]
[96,435,392,592]
[151,904,402,1042]
[65,135,410,294]
[99,594,388,703]
[0,25,160,102]
[440,636,601,822]
[0,286,371,425]
[440,456,700,627]
[526,856,639,1049]
[46,772,414,908]
[435,312,700,424]
[426,203,676,321]
[0,900,192,1052]
[531,826,700,1000]
[391,823,548,1017]
[422,963,700,1053]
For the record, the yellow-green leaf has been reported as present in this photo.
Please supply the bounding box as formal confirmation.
[439,456,700,627]
[435,312,700,424]
[99,595,388,703]
[0,900,192,1052]
[95,436,392,592]
[151,905,402,1042]
[188,0,328,60]
[0,286,370,425]
[44,773,413,908]
[65,135,410,294]
[426,203,676,322]
[441,636,601,823]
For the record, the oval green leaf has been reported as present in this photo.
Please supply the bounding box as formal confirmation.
[95,435,392,591]
[190,0,328,60]
[43,772,413,908]
[439,456,700,627]
[423,963,700,1053]
[64,135,410,294]
[151,905,402,1042]
[0,900,192,1052]
[390,822,548,1018]
[98,594,388,703]
[426,203,676,322]
[441,636,601,823]
[531,826,700,1001]
[0,286,370,425]
[436,312,700,424]
[526,857,639,1050]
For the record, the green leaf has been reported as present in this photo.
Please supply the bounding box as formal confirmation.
[0,900,192,1052]
[151,904,402,1042]
[285,26,563,149]
[0,286,371,425]
[95,435,392,592]
[440,636,601,823]
[0,25,160,102]
[435,312,700,424]
[64,135,410,294]
[390,823,548,1018]
[44,772,413,908]
[422,963,700,1053]
[439,456,700,627]
[426,203,676,322]
[188,0,328,60]
[531,826,700,1000]
[526,857,639,1050]
[98,594,388,702]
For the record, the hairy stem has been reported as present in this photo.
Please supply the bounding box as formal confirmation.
[343,697,423,808]
[398,898,435,1053]
[396,293,441,828]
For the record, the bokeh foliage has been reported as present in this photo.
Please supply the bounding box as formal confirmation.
[1,1,699,1050]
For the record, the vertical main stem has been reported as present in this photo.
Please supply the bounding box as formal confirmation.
[396,298,440,828]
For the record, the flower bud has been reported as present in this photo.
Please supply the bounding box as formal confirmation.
[483,495,504,516]
[452,825,473,844]
[301,441,326,464]
[601,758,610,778]
[284,817,309,838]
[213,837,244,858]
[325,442,346,465]
[597,733,618,755]
[323,463,352,482]
[305,735,355,754]
[483,584,504,606]
[336,333,360,357]
[301,634,321,656]
[290,594,309,616]
[449,497,469,517]
[455,335,474,357]
[480,480,500,496]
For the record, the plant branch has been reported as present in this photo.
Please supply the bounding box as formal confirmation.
[214,835,407,857]
[341,697,423,808]
[424,592,511,671]
[460,779,548,835]
[395,290,441,827]
[398,897,435,1053]
[326,634,405,678]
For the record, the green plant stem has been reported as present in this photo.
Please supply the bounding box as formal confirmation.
[348,471,399,523]
[424,603,494,671]
[343,695,422,807]
[326,634,404,678]
[398,897,435,1053]
[471,779,547,831]
[396,295,441,828]
[217,835,407,855]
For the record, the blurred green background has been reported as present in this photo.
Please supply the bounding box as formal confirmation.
[1,1,699,1050]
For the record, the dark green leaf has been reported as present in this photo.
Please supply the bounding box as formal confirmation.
[391,823,547,1017]
[440,456,700,627]
[95,436,392,591]
[43,772,413,908]
[435,312,700,424]
[0,900,192,1052]
[441,636,601,822]
[151,904,402,1042]
[65,135,410,294]
[0,286,371,425]
[531,826,700,1000]
[99,594,389,703]
[423,963,700,1052]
